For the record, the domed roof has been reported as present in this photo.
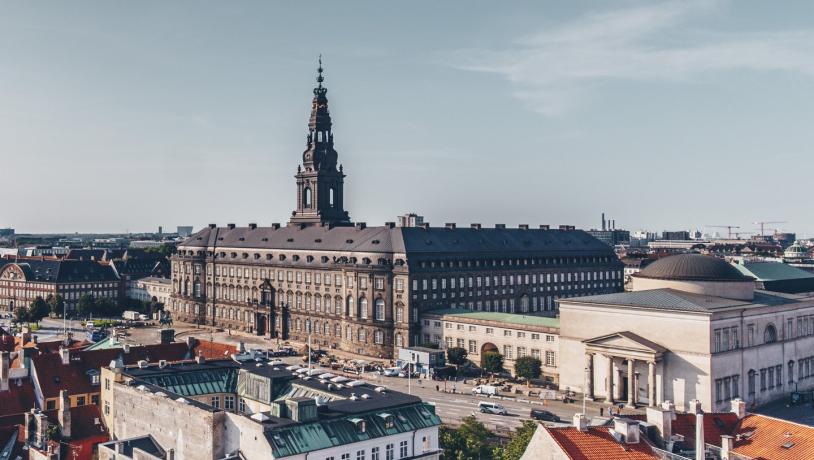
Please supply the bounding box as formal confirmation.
[636,254,752,282]
[784,242,809,259]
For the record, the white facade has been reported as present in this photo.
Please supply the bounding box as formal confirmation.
[129,277,172,306]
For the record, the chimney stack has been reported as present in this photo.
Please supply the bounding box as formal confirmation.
[720,435,733,460]
[602,213,606,231]
[645,406,672,441]
[690,399,703,414]
[730,398,746,419]
[695,412,705,460]
[0,351,9,392]
[59,347,70,365]
[573,413,588,432]
[58,389,71,439]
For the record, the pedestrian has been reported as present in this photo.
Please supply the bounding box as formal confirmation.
[600,407,604,417]
[436,385,439,392]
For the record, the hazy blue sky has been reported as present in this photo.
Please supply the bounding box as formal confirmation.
[2,1,813,236]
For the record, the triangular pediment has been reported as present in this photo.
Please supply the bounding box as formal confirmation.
[583,331,667,354]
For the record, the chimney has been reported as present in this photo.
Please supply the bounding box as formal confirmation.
[419,223,430,230]
[227,223,236,229]
[238,342,246,353]
[471,223,481,230]
[518,224,529,230]
[159,328,175,344]
[730,398,746,419]
[355,222,367,230]
[612,219,616,230]
[613,418,640,444]
[186,336,196,349]
[123,344,130,354]
[444,223,456,230]
[158,360,168,369]
[196,355,206,364]
[167,449,176,460]
[248,223,257,230]
[690,399,703,414]
[695,413,705,460]
[645,406,672,441]
[0,351,9,392]
[720,435,733,460]
[384,222,395,229]
[59,347,70,365]
[271,223,281,230]
[539,224,550,230]
[661,400,677,419]
[602,213,606,231]
[208,224,217,229]
[495,224,506,229]
[573,413,588,432]
[58,389,71,439]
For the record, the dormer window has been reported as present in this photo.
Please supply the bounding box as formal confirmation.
[378,413,395,429]
[350,418,366,433]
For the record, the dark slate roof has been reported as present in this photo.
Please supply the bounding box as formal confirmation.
[181,225,615,257]
[635,254,752,282]
[565,288,795,313]
[3,260,119,283]
[64,249,106,261]
[734,262,814,282]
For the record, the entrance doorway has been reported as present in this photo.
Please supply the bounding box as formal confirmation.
[480,343,498,367]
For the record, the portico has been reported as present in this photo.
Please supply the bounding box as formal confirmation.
[582,331,666,407]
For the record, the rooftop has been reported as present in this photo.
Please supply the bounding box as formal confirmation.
[734,261,814,282]
[424,308,560,328]
[635,253,752,282]
[543,426,658,460]
[563,288,797,314]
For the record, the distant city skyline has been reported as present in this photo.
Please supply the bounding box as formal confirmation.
[2,1,813,236]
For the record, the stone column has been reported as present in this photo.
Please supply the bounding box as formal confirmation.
[648,361,657,407]
[606,355,614,403]
[627,359,635,407]
[585,353,594,400]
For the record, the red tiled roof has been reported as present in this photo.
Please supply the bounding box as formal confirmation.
[191,339,238,359]
[546,426,659,460]
[0,383,37,418]
[732,413,814,460]
[42,405,108,441]
[671,412,740,447]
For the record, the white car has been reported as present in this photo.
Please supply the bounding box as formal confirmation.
[380,367,401,377]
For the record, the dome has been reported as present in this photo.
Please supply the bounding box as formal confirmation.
[636,254,751,282]
[784,242,809,259]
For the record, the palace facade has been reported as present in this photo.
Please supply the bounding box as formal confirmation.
[168,63,623,358]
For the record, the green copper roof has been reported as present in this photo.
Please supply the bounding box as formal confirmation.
[424,308,559,328]
[84,337,123,350]
[268,403,441,458]
[138,367,238,396]
[734,262,814,282]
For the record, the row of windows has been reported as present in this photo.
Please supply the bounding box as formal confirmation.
[293,320,387,345]
[324,440,411,460]
[413,271,620,291]
[417,256,615,269]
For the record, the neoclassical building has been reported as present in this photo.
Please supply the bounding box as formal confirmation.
[168,63,623,358]
[559,254,814,412]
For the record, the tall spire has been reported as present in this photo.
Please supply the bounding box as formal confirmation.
[290,56,351,227]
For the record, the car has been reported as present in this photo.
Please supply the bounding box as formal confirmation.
[380,367,401,377]
[530,409,560,422]
[478,402,507,415]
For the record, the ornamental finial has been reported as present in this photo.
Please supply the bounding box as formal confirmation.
[317,54,324,88]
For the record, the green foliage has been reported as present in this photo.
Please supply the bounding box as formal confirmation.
[76,294,121,318]
[13,306,30,324]
[93,319,119,328]
[447,347,469,366]
[420,342,439,349]
[513,356,542,382]
[498,420,537,460]
[440,416,495,460]
[28,297,50,324]
[481,351,504,374]
[46,294,65,315]
[77,294,96,317]
[144,243,176,257]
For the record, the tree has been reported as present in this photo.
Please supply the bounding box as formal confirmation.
[13,306,30,325]
[440,416,495,460]
[28,297,50,325]
[499,420,538,460]
[95,298,119,318]
[144,243,176,257]
[77,294,96,318]
[481,351,504,375]
[514,356,542,387]
[46,294,65,316]
[447,347,469,366]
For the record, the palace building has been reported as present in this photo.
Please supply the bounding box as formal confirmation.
[168,62,623,359]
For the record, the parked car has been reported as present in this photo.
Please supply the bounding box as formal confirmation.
[530,409,560,422]
[472,385,499,396]
[478,402,507,415]
[380,367,401,377]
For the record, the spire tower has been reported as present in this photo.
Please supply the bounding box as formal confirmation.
[289,57,351,226]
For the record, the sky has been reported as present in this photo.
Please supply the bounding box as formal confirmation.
[2,1,813,237]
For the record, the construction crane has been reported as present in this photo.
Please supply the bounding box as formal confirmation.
[753,221,787,236]
[706,225,741,238]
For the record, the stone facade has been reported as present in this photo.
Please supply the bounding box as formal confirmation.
[167,64,623,359]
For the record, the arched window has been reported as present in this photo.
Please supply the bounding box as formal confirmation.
[303,187,312,208]
[748,369,756,395]
[396,333,403,347]
[324,296,331,314]
[359,298,368,319]
[346,296,353,317]
[764,324,778,344]
[336,296,343,315]
[520,295,529,313]
[396,307,404,323]
[346,325,352,340]
[375,299,385,321]
[328,188,335,207]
